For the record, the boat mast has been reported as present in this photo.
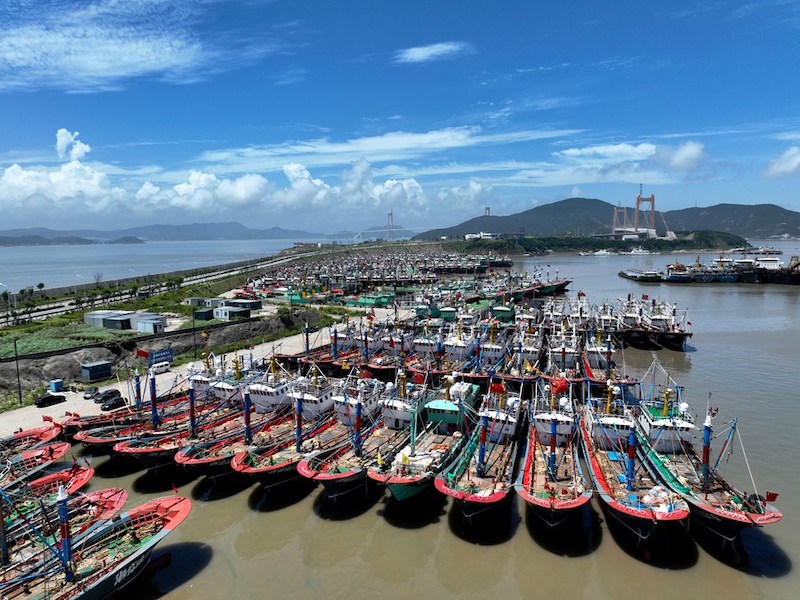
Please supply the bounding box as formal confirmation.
[57,486,74,582]
[149,374,160,428]
[626,428,636,492]
[188,382,197,438]
[294,391,303,453]
[548,384,557,478]
[243,391,252,445]
[134,369,142,413]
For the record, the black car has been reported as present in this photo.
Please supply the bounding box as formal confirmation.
[93,389,122,404]
[34,393,66,408]
[100,395,127,411]
[83,386,99,400]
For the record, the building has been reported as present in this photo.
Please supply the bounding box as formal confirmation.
[131,312,166,334]
[212,306,251,321]
[223,298,262,311]
[81,360,112,383]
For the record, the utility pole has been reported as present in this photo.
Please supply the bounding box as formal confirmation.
[13,338,22,406]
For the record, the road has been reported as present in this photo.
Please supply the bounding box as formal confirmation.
[0,306,413,437]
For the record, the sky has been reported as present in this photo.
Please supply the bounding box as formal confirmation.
[1,0,799,236]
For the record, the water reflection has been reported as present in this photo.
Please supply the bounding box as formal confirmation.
[447,496,519,545]
[312,484,386,521]
[599,506,697,568]
[524,504,602,557]
[379,487,447,529]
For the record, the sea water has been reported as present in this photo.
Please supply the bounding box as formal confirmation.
[21,239,800,599]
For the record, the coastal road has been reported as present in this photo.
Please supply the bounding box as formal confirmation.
[0,306,414,437]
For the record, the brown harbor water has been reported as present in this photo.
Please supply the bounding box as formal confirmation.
[72,241,800,600]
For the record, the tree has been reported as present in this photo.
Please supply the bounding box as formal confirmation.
[36,282,44,292]
[0,290,8,308]
[94,272,103,288]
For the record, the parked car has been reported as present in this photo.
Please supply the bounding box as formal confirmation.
[101,395,127,411]
[83,386,99,400]
[34,393,66,408]
[149,361,171,375]
[93,389,121,404]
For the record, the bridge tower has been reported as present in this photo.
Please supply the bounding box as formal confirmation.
[387,209,394,241]
[634,185,656,238]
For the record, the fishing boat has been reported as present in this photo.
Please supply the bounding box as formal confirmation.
[0,421,63,460]
[0,442,72,490]
[435,381,524,517]
[0,487,129,567]
[113,397,251,470]
[297,379,415,501]
[637,406,781,550]
[579,400,689,547]
[230,374,344,487]
[634,359,695,453]
[366,380,482,502]
[515,381,592,527]
[174,403,294,479]
[0,494,192,600]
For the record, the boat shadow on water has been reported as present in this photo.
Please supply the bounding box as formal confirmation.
[191,473,256,501]
[524,503,602,558]
[88,451,149,478]
[447,495,520,546]
[600,505,698,568]
[131,463,199,494]
[691,525,792,576]
[378,485,447,529]
[247,477,318,512]
[312,483,386,521]
[136,542,214,599]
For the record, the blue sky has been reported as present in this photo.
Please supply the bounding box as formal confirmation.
[1,0,799,235]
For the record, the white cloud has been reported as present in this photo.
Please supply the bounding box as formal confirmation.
[197,126,582,173]
[55,128,92,160]
[763,147,800,178]
[0,1,283,92]
[555,143,657,161]
[136,181,160,201]
[436,180,493,213]
[653,141,706,171]
[394,42,472,64]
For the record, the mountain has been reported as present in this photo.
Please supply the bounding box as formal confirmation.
[660,204,800,238]
[0,223,321,244]
[412,198,800,240]
[413,198,618,239]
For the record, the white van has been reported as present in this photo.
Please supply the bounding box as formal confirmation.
[150,361,171,375]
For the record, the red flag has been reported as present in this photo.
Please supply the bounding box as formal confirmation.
[490,382,505,394]
[42,415,53,423]
[388,338,396,348]
[411,372,424,384]
[577,290,585,297]
[765,491,779,502]
[641,294,649,301]
[550,378,568,395]
[687,321,692,326]
[171,483,180,495]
